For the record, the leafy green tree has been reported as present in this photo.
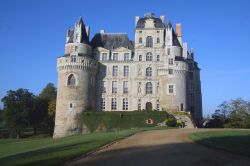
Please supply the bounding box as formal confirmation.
[0,107,4,128]
[1,89,34,138]
[30,97,48,134]
[48,99,56,135]
[39,83,57,101]
[38,83,57,135]
[228,98,248,128]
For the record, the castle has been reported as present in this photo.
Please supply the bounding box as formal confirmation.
[53,13,203,138]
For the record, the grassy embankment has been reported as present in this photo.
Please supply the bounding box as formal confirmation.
[189,130,250,156]
[0,126,170,166]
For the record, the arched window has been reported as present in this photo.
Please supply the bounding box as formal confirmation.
[146,67,152,77]
[146,82,153,94]
[146,36,153,47]
[139,55,142,61]
[157,55,160,61]
[146,52,152,61]
[67,74,76,86]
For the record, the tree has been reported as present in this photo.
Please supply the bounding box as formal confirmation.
[48,99,56,135]
[39,83,57,101]
[29,97,48,134]
[1,89,34,138]
[38,83,57,135]
[228,98,248,128]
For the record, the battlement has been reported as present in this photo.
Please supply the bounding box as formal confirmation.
[57,56,98,72]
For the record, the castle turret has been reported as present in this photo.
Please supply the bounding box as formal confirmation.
[53,17,98,138]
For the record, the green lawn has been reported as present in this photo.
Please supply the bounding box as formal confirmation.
[0,127,169,166]
[189,130,250,156]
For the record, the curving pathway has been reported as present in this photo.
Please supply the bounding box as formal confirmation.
[67,129,250,166]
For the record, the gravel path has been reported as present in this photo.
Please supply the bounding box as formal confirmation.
[67,129,250,166]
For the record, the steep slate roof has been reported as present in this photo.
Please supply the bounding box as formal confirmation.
[166,21,181,47]
[90,33,134,50]
[136,13,165,29]
[67,17,89,44]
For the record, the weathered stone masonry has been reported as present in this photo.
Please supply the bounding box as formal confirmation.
[53,13,203,138]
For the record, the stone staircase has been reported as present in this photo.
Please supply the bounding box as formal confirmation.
[173,114,195,128]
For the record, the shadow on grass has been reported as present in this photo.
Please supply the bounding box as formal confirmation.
[0,141,94,166]
[1,137,250,166]
[68,141,250,166]
[192,135,250,157]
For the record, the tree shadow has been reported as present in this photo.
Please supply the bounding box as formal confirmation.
[193,135,250,157]
[69,141,250,166]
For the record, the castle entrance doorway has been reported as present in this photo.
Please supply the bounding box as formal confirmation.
[146,102,152,111]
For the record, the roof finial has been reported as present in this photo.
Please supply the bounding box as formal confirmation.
[78,16,83,25]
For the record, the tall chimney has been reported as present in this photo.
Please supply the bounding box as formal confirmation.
[176,23,182,45]
[160,15,165,23]
[190,48,194,59]
[183,42,188,59]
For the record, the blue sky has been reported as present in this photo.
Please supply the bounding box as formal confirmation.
[0,0,250,116]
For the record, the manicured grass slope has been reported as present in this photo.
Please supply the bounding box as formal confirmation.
[83,111,171,132]
[0,127,167,166]
[189,130,250,156]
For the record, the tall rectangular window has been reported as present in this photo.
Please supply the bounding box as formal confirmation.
[169,58,174,65]
[112,81,117,94]
[157,100,160,111]
[168,69,173,75]
[169,85,174,94]
[123,81,128,94]
[101,98,105,111]
[71,56,76,62]
[111,98,117,110]
[157,37,160,43]
[123,98,128,110]
[167,48,170,55]
[138,99,141,110]
[180,103,184,111]
[101,81,106,93]
[124,66,129,77]
[124,53,129,61]
[139,37,142,43]
[102,53,107,61]
[113,53,118,61]
[112,66,118,76]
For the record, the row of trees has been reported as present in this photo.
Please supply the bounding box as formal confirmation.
[205,98,250,128]
[0,83,57,138]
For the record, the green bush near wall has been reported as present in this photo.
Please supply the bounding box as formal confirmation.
[82,111,173,133]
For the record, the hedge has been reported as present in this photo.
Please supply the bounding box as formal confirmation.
[81,111,173,132]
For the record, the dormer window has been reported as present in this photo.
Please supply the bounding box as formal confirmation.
[124,53,129,61]
[71,56,76,63]
[113,53,118,61]
[102,53,108,61]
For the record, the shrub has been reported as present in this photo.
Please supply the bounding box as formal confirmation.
[165,118,177,127]
[82,111,171,132]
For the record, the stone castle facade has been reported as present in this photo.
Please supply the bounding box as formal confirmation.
[53,13,202,138]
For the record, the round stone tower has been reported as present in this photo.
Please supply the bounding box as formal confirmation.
[53,17,98,138]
